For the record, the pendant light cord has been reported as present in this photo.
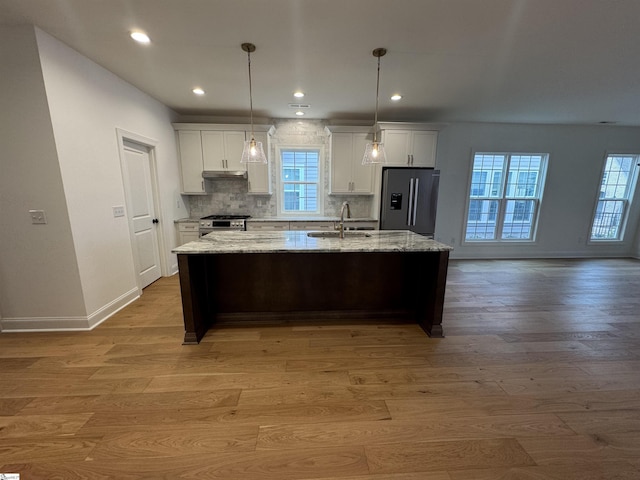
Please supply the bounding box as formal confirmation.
[373,52,382,143]
[247,49,255,140]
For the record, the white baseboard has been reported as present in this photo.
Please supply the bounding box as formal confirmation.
[0,287,139,333]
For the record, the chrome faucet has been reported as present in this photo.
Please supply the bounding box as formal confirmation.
[338,201,351,239]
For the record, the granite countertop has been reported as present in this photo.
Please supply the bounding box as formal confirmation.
[175,217,376,223]
[174,217,201,223]
[247,217,376,222]
[172,230,453,254]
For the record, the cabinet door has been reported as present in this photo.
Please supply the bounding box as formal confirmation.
[330,133,354,193]
[201,131,246,171]
[350,133,374,194]
[246,221,289,231]
[224,131,247,172]
[177,130,205,193]
[201,131,226,170]
[247,132,271,194]
[382,130,411,166]
[178,231,200,244]
[410,131,438,167]
[289,221,335,231]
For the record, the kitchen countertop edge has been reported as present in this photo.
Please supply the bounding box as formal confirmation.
[172,230,452,254]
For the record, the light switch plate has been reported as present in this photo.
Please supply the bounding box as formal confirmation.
[112,206,125,217]
[29,209,47,224]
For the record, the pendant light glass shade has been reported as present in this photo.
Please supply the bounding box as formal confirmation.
[362,47,387,165]
[241,137,267,164]
[362,140,387,165]
[240,43,268,164]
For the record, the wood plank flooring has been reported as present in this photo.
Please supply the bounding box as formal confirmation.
[1,258,640,479]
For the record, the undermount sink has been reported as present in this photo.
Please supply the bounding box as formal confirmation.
[307,230,372,238]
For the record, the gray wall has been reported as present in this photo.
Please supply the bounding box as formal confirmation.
[435,122,640,259]
[0,26,183,331]
[0,26,86,323]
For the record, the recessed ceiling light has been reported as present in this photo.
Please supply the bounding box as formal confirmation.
[130,31,151,44]
[295,111,305,116]
[192,88,205,95]
[293,91,305,98]
[391,94,402,101]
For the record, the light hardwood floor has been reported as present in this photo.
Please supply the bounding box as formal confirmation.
[1,258,640,479]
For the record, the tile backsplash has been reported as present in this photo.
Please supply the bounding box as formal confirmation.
[187,119,375,219]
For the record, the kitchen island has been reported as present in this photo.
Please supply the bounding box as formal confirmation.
[172,230,453,344]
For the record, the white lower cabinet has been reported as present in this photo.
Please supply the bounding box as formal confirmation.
[246,221,290,231]
[176,221,200,244]
[247,221,337,231]
[289,221,335,231]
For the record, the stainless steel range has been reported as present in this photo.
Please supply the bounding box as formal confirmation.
[199,214,250,236]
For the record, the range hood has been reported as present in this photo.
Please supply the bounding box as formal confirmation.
[202,170,247,179]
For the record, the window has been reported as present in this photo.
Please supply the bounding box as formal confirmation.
[278,148,322,215]
[465,153,548,241]
[590,154,639,241]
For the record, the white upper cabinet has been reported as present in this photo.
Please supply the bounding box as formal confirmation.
[247,131,272,194]
[176,130,206,194]
[378,123,438,167]
[327,127,375,195]
[202,130,246,172]
[173,124,274,194]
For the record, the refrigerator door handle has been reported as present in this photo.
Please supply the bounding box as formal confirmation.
[407,178,415,226]
[412,178,420,225]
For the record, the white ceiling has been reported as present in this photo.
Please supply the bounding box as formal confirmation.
[2,0,640,126]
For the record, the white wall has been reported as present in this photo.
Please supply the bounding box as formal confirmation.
[35,28,183,318]
[435,122,640,259]
[0,26,183,331]
[0,26,86,327]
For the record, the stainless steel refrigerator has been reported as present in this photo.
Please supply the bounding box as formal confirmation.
[379,167,440,236]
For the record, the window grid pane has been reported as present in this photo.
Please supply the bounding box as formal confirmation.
[470,154,505,198]
[502,200,536,239]
[281,150,320,213]
[591,200,625,239]
[465,200,500,240]
[590,155,638,240]
[465,153,546,242]
[599,156,633,200]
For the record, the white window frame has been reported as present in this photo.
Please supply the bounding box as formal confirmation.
[463,152,549,243]
[276,145,325,217]
[589,153,640,242]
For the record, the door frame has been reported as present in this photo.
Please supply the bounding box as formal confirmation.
[116,128,167,292]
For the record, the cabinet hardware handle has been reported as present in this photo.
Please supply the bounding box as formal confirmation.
[407,178,415,226]
[412,178,420,226]
[201,180,204,191]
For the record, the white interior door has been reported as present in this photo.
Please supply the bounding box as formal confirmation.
[122,141,161,289]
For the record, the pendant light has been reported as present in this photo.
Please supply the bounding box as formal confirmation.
[362,47,387,165]
[240,42,267,164]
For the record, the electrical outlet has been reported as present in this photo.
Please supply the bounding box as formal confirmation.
[29,209,47,224]
[112,206,125,218]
